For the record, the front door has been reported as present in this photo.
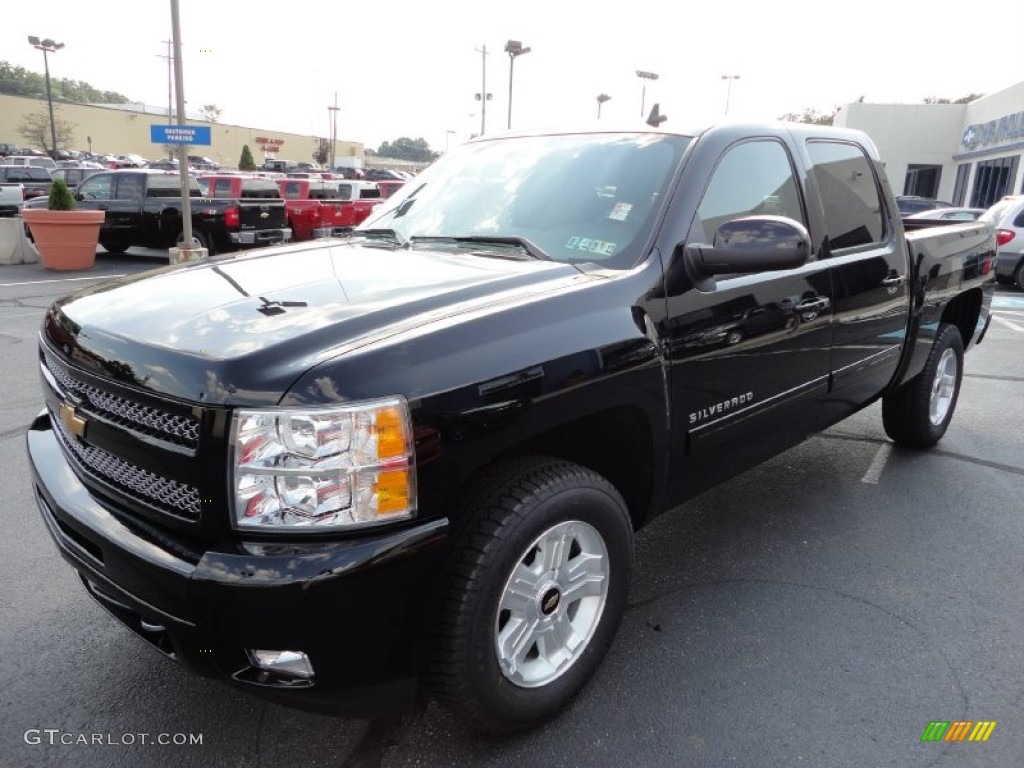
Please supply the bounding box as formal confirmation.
[659,136,834,503]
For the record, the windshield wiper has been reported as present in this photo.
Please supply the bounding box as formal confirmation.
[410,235,551,261]
[351,228,410,248]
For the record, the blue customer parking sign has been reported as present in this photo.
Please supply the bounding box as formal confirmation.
[150,125,211,145]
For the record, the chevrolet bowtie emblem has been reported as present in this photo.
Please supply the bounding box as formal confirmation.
[59,402,88,438]
[260,212,269,219]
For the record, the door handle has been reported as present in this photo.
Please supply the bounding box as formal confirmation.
[795,298,830,313]
[881,275,906,287]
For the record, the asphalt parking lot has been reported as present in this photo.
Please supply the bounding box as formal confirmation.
[1,252,1023,767]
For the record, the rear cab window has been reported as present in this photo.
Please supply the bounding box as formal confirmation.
[806,141,886,252]
[240,179,283,199]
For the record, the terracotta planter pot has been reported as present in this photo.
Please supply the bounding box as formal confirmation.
[21,209,106,271]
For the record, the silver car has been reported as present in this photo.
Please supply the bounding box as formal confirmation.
[983,195,1024,290]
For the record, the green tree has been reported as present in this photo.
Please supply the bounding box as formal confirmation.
[778,107,836,126]
[375,137,439,162]
[239,144,256,170]
[18,109,75,154]
[0,60,130,103]
[924,93,984,105]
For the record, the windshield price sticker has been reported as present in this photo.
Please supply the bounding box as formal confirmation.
[566,236,617,256]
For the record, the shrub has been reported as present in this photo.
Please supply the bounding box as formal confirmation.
[48,177,75,211]
[239,144,256,171]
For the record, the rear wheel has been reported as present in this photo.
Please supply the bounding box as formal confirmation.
[176,229,213,256]
[882,323,963,448]
[430,456,634,734]
[99,239,128,254]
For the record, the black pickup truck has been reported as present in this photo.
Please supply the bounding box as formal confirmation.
[23,169,290,255]
[27,123,995,734]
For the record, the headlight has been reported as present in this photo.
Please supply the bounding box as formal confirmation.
[231,397,416,531]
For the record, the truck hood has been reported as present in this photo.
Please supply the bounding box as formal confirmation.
[44,241,593,404]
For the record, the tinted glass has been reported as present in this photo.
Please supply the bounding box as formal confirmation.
[807,141,885,250]
[690,139,803,247]
[362,133,689,268]
[78,175,113,200]
[282,182,301,199]
[309,187,339,200]
[115,174,144,200]
[240,179,282,198]
[214,179,234,197]
[147,174,201,196]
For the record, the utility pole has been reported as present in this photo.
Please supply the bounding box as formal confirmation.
[156,39,173,119]
[475,44,490,137]
[722,74,740,115]
[170,0,193,252]
[328,92,340,169]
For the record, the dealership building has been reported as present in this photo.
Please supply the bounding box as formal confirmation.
[835,80,1024,208]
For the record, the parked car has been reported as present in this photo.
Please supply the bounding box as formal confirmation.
[376,179,407,199]
[894,196,955,216]
[0,183,23,216]
[904,207,986,222]
[25,121,996,735]
[983,195,1024,290]
[188,155,220,171]
[0,165,52,199]
[273,178,370,240]
[0,155,57,170]
[0,143,22,157]
[363,167,407,181]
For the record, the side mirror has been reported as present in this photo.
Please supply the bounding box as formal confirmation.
[685,215,811,277]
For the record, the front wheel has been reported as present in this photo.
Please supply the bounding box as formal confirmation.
[882,323,964,448]
[430,456,634,734]
[99,239,128,254]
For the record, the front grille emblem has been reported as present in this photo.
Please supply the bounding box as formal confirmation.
[59,402,88,439]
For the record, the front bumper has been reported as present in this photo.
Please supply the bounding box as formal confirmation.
[27,410,448,716]
[230,228,292,246]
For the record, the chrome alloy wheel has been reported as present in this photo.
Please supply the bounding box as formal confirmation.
[495,520,609,688]
[929,347,958,426]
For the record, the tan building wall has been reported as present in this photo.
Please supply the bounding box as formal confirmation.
[0,93,364,168]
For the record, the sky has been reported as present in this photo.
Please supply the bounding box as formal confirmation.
[4,0,1022,156]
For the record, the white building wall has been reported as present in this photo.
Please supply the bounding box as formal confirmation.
[834,103,966,199]
[958,82,1024,198]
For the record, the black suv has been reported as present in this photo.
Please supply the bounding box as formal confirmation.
[0,165,52,199]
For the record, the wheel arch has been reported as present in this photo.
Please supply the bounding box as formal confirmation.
[940,287,983,349]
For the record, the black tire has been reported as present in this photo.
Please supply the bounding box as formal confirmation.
[882,323,964,448]
[430,456,634,735]
[176,229,213,256]
[99,239,128,254]
[1015,262,1024,292]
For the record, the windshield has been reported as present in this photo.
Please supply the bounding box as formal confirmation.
[358,132,689,269]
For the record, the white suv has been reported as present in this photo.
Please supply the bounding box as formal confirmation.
[983,195,1024,290]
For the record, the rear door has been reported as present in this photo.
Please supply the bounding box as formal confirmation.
[800,140,911,427]
[107,173,145,242]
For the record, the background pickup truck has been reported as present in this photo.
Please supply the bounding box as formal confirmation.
[0,182,23,216]
[24,169,290,255]
[275,178,361,241]
[27,123,995,737]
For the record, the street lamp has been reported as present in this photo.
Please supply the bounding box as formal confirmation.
[445,129,456,153]
[504,40,531,130]
[27,36,64,159]
[328,92,340,169]
[596,93,611,119]
[722,75,740,115]
[636,70,659,118]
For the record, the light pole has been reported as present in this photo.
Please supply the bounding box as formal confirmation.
[27,36,64,159]
[636,70,658,118]
[504,40,531,130]
[445,129,455,153]
[722,75,740,115]
[156,39,173,120]
[474,45,494,136]
[328,92,340,169]
[596,93,611,119]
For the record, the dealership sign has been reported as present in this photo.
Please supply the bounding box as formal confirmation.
[961,111,1024,150]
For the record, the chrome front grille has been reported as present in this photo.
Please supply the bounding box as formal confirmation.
[43,350,199,448]
[51,409,202,521]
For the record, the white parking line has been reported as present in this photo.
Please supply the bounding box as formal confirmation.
[992,316,1024,333]
[0,274,125,288]
[861,443,893,484]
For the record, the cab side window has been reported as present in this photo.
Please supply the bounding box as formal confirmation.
[690,140,804,254]
[115,174,144,201]
[77,175,113,201]
[806,141,885,251]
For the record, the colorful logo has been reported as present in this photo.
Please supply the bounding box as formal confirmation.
[921,721,997,742]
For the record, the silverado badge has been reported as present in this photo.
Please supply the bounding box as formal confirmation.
[59,402,88,439]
